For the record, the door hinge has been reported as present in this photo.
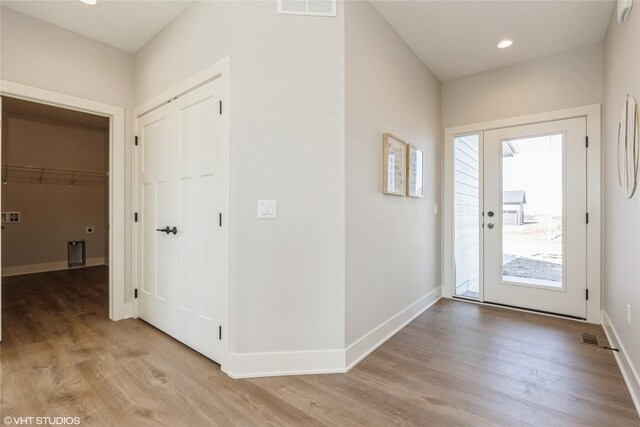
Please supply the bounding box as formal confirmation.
[134,212,138,222]
[134,289,138,299]
[586,289,589,301]
[135,136,139,146]
[219,326,222,340]
[219,100,222,115]
[219,213,222,227]
[585,136,589,148]
[586,212,589,224]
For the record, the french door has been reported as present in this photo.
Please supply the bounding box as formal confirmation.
[453,118,588,319]
[136,77,229,363]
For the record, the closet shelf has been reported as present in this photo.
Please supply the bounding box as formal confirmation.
[1,164,108,186]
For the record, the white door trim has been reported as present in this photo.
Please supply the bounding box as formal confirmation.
[0,79,128,323]
[443,104,601,323]
[132,57,230,371]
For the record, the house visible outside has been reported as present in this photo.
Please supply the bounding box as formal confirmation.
[503,190,527,226]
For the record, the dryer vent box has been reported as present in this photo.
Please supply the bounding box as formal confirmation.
[68,241,86,268]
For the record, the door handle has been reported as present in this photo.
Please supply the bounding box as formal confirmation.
[487,223,495,229]
[156,226,178,235]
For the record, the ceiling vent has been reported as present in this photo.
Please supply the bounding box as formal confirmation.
[277,0,336,17]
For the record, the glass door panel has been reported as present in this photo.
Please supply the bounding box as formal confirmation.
[501,134,564,289]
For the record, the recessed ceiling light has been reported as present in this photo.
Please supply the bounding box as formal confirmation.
[80,0,97,5]
[497,40,513,49]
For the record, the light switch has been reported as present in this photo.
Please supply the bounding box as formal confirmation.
[258,200,277,219]
[434,204,439,215]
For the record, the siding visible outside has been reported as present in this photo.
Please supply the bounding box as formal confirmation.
[454,134,480,297]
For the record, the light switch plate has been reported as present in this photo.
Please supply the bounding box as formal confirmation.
[258,200,277,219]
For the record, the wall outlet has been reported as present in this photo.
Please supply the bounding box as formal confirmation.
[2,212,21,223]
[86,226,95,234]
[627,304,632,326]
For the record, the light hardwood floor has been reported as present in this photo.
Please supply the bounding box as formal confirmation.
[1,267,638,426]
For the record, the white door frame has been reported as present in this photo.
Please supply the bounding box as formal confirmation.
[132,57,230,370]
[443,104,601,323]
[0,80,128,330]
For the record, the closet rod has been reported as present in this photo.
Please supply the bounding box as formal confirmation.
[1,164,108,177]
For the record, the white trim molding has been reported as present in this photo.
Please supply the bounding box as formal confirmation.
[227,287,442,378]
[0,80,127,323]
[345,286,442,370]
[227,349,347,379]
[602,310,640,416]
[2,257,106,277]
[443,104,601,324]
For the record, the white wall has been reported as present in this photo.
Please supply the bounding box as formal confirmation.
[603,0,640,399]
[134,1,346,356]
[345,1,441,347]
[0,7,135,299]
[441,43,605,128]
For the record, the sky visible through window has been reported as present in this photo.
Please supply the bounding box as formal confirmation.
[503,134,563,215]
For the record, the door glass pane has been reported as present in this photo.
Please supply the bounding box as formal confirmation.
[502,134,563,288]
[454,134,480,299]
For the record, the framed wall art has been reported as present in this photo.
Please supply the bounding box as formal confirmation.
[383,133,407,196]
[407,145,424,198]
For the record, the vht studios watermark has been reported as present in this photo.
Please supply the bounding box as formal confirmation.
[3,416,81,425]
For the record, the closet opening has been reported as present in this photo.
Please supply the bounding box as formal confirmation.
[1,96,111,330]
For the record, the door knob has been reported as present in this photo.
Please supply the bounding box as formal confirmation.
[487,223,495,229]
[156,226,178,235]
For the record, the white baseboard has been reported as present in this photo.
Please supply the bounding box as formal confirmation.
[602,310,640,417]
[2,257,106,277]
[227,349,347,379]
[345,286,442,370]
[226,286,442,379]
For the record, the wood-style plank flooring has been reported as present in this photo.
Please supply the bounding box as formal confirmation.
[1,267,638,426]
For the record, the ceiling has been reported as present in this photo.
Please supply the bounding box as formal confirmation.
[1,0,194,53]
[3,97,110,131]
[371,0,615,81]
[1,0,615,80]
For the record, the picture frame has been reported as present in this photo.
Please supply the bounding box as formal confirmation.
[383,133,407,196]
[407,145,424,198]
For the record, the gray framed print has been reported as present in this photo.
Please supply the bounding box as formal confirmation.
[383,133,407,196]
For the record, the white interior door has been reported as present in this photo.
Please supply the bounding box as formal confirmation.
[483,118,587,319]
[0,96,3,341]
[137,77,228,363]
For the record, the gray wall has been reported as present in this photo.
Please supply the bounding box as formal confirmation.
[135,0,346,354]
[1,117,107,269]
[603,1,640,380]
[345,1,441,346]
[441,43,605,128]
